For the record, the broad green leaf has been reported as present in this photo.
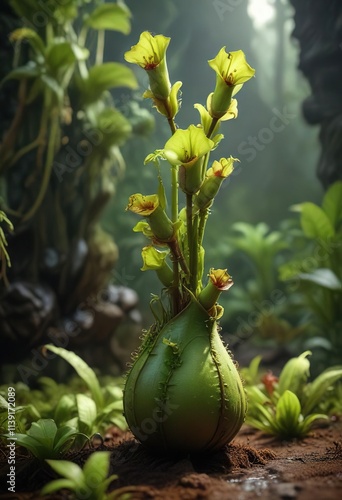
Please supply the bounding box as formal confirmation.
[44,345,104,409]
[276,390,301,431]
[53,425,80,452]
[76,394,97,434]
[322,181,342,229]
[80,62,138,103]
[303,366,342,415]
[27,419,57,450]
[278,351,311,397]
[45,42,77,73]
[41,478,76,495]
[1,62,40,85]
[54,394,76,425]
[297,268,342,291]
[83,451,110,486]
[45,459,83,485]
[46,42,89,75]
[85,3,131,34]
[300,202,335,239]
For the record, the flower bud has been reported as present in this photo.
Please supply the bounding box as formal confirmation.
[126,194,174,242]
[198,268,233,310]
[208,48,255,119]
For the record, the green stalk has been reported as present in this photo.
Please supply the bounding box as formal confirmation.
[186,193,198,293]
[164,102,180,313]
[22,108,59,222]
[207,116,219,139]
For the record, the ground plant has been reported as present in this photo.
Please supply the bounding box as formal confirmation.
[243,351,342,438]
[121,31,255,454]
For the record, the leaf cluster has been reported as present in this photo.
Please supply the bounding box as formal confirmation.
[243,351,342,439]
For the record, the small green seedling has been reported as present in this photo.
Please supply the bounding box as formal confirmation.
[9,418,82,459]
[42,451,129,499]
[45,345,127,433]
[244,351,342,439]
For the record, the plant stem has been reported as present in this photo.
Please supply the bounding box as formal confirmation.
[164,101,180,313]
[21,107,60,222]
[96,30,105,66]
[186,193,197,293]
[207,116,219,138]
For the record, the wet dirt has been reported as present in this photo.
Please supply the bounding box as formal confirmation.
[0,421,341,499]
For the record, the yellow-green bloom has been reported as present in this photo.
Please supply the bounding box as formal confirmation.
[195,157,238,211]
[141,246,173,286]
[126,193,174,242]
[199,268,233,310]
[208,48,255,119]
[124,31,171,100]
[164,125,214,167]
[164,125,214,194]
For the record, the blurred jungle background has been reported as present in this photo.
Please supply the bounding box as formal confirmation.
[0,0,341,382]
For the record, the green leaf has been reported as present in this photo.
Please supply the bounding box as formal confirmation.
[278,351,311,397]
[1,62,40,85]
[45,459,83,485]
[297,268,342,291]
[83,451,110,487]
[41,478,76,495]
[303,366,342,415]
[44,345,104,409]
[85,3,131,34]
[76,394,97,434]
[300,202,335,239]
[322,181,342,229]
[53,425,80,453]
[276,390,301,433]
[54,394,76,425]
[80,62,138,103]
[27,419,57,451]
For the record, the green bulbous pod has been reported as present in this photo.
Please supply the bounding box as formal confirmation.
[123,299,246,454]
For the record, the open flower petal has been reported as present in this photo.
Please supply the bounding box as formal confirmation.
[208,48,255,87]
[206,157,238,179]
[126,193,159,216]
[141,246,169,271]
[208,268,234,291]
[163,125,214,167]
[124,31,170,69]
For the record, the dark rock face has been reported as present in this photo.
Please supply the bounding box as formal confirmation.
[0,283,141,375]
[290,0,342,188]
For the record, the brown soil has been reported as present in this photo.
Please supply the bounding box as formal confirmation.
[1,421,341,499]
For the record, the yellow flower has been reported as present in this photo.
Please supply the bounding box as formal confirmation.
[126,194,174,242]
[208,268,233,291]
[199,268,233,311]
[126,193,159,216]
[124,31,171,100]
[164,125,214,168]
[206,157,237,179]
[208,48,255,119]
[194,157,238,211]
